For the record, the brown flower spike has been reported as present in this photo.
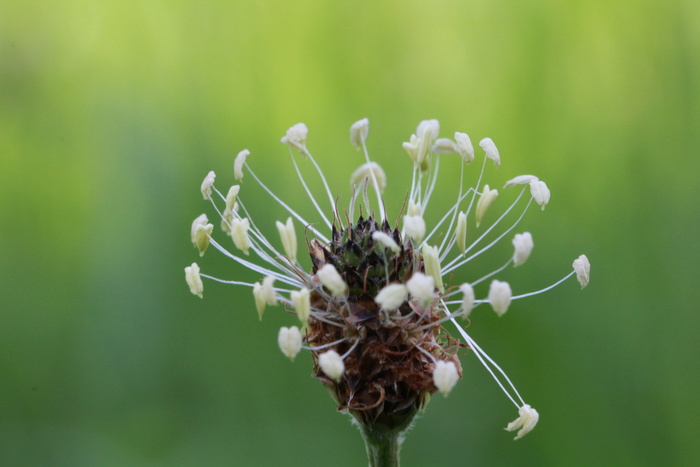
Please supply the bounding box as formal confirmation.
[185,119,589,454]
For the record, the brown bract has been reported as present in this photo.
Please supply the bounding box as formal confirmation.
[306,216,463,431]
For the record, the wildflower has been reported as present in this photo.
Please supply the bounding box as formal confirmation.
[185,119,589,453]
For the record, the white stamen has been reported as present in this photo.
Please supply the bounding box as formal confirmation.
[455,211,467,254]
[505,404,539,440]
[422,244,444,292]
[479,137,501,166]
[375,283,408,310]
[231,218,251,255]
[234,150,250,181]
[530,180,550,210]
[512,232,534,267]
[504,174,538,188]
[350,162,386,193]
[406,272,435,307]
[573,254,590,288]
[318,350,344,382]
[460,283,474,318]
[291,287,311,326]
[350,118,369,149]
[280,123,309,152]
[276,217,297,263]
[433,360,459,396]
[317,264,348,297]
[475,184,499,228]
[278,326,303,361]
[185,263,204,298]
[372,231,400,255]
[454,132,475,163]
[201,171,216,200]
[489,280,512,316]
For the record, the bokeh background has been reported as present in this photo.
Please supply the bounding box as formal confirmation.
[2,1,699,466]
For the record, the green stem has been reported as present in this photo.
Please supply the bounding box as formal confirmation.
[359,423,403,467]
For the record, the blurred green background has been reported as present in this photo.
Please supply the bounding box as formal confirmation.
[2,1,699,466]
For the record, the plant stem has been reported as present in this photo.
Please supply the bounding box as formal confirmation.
[360,423,403,467]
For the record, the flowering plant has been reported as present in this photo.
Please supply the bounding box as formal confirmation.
[186,119,590,466]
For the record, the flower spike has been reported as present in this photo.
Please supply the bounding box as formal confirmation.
[185,119,588,450]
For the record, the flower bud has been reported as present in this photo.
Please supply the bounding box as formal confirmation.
[479,137,500,166]
[455,211,467,253]
[350,118,369,149]
[454,132,475,163]
[278,326,303,361]
[422,244,444,292]
[350,162,386,193]
[375,283,408,310]
[505,404,539,440]
[406,272,435,307]
[201,171,216,200]
[231,218,251,255]
[459,283,474,318]
[234,149,250,181]
[280,123,308,152]
[184,263,203,298]
[475,185,499,228]
[530,180,550,210]
[372,231,400,255]
[433,360,459,396]
[573,254,590,288]
[317,264,348,297]
[318,350,344,382]
[291,287,311,326]
[512,232,534,267]
[276,217,297,263]
[488,280,512,316]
